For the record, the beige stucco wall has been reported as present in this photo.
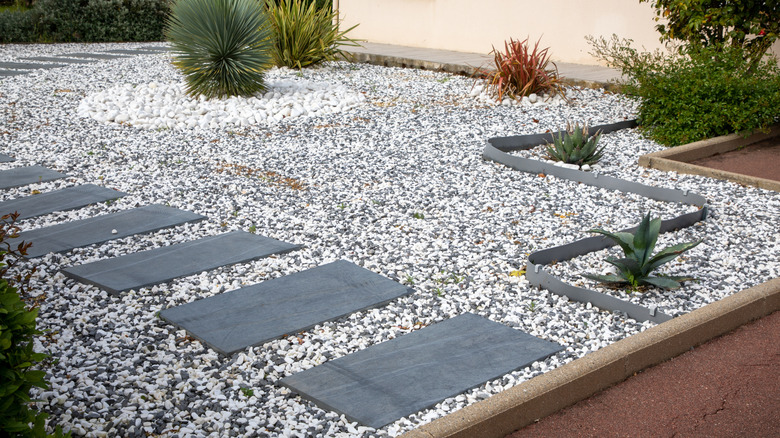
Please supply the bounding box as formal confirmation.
[338,0,780,66]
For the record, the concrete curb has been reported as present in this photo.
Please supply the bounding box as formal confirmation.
[401,277,780,438]
[342,51,619,91]
[638,125,780,192]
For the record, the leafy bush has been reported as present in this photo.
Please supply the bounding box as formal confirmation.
[640,0,779,72]
[589,35,780,146]
[545,122,604,166]
[265,0,359,69]
[0,0,170,43]
[166,0,274,99]
[0,213,63,437]
[584,213,701,290]
[481,37,565,102]
[0,7,37,43]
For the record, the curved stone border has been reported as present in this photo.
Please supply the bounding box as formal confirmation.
[483,120,708,323]
[401,277,780,438]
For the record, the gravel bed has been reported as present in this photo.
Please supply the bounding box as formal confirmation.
[1,42,778,437]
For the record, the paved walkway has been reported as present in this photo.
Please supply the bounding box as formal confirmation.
[343,42,624,88]
[508,310,780,437]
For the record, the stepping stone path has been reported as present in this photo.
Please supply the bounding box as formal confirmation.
[62,230,300,295]
[0,70,28,77]
[0,61,67,70]
[55,52,130,60]
[0,184,125,220]
[12,204,206,258]
[21,56,96,65]
[0,153,14,162]
[281,313,564,428]
[160,260,415,355]
[0,165,66,189]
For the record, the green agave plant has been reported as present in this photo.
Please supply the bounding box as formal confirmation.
[166,0,274,99]
[583,213,702,290]
[545,122,605,166]
[265,0,360,69]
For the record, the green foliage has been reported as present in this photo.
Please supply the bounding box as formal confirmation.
[0,212,62,437]
[481,37,565,102]
[589,35,780,145]
[265,0,360,69]
[545,122,604,166]
[166,0,274,98]
[0,6,36,43]
[29,0,171,43]
[640,0,779,71]
[584,213,702,290]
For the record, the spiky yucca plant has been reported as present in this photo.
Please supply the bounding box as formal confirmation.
[483,37,565,101]
[166,0,274,99]
[545,122,605,166]
[583,213,702,290]
[265,0,360,69]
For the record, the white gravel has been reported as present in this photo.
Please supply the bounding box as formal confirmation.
[1,42,778,437]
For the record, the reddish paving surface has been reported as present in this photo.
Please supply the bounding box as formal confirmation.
[508,310,780,438]
[689,138,780,182]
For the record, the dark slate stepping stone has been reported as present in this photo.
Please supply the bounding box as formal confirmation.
[62,230,300,295]
[0,70,28,77]
[12,205,206,258]
[0,165,66,189]
[0,184,125,220]
[102,49,159,55]
[56,53,130,60]
[280,313,564,429]
[0,61,66,70]
[21,56,95,65]
[136,47,170,52]
[0,153,14,162]
[160,260,415,355]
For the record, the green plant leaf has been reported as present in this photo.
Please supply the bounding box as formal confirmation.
[632,213,660,267]
[640,276,683,289]
[582,273,628,284]
[645,239,702,274]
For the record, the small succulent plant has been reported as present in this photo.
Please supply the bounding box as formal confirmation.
[166,0,274,99]
[545,122,604,167]
[583,213,702,290]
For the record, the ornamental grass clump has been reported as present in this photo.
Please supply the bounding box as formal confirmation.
[583,213,702,290]
[265,0,360,69]
[165,0,273,99]
[482,37,565,101]
[545,122,604,166]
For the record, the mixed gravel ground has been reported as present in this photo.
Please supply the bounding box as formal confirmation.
[0,42,778,437]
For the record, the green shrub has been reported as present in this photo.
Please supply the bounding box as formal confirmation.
[0,7,37,43]
[166,0,274,98]
[0,213,66,437]
[640,0,779,72]
[265,0,359,69]
[589,35,780,146]
[481,37,565,102]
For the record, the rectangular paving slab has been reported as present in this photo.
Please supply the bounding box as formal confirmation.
[61,230,300,295]
[0,184,126,220]
[0,61,66,70]
[56,53,130,60]
[280,313,564,429]
[0,165,67,189]
[21,56,95,65]
[160,260,415,355]
[0,153,13,162]
[12,204,206,258]
[0,70,28,77]
[102,49,159,55]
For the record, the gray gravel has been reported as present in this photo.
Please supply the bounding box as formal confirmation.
[0,42,777,437]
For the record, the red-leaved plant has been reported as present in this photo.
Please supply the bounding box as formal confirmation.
[481,37,565,101]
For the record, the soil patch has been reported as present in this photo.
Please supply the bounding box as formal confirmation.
[689,138,780,182]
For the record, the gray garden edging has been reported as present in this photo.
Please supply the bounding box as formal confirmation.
[401,277,780,438]
[483,120,708,323]
[638,124,780,192]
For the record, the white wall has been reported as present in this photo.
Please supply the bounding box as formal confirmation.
[338,0,780,66]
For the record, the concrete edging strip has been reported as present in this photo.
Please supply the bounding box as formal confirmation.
[401,277,780,438]
[638,124,780,192]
